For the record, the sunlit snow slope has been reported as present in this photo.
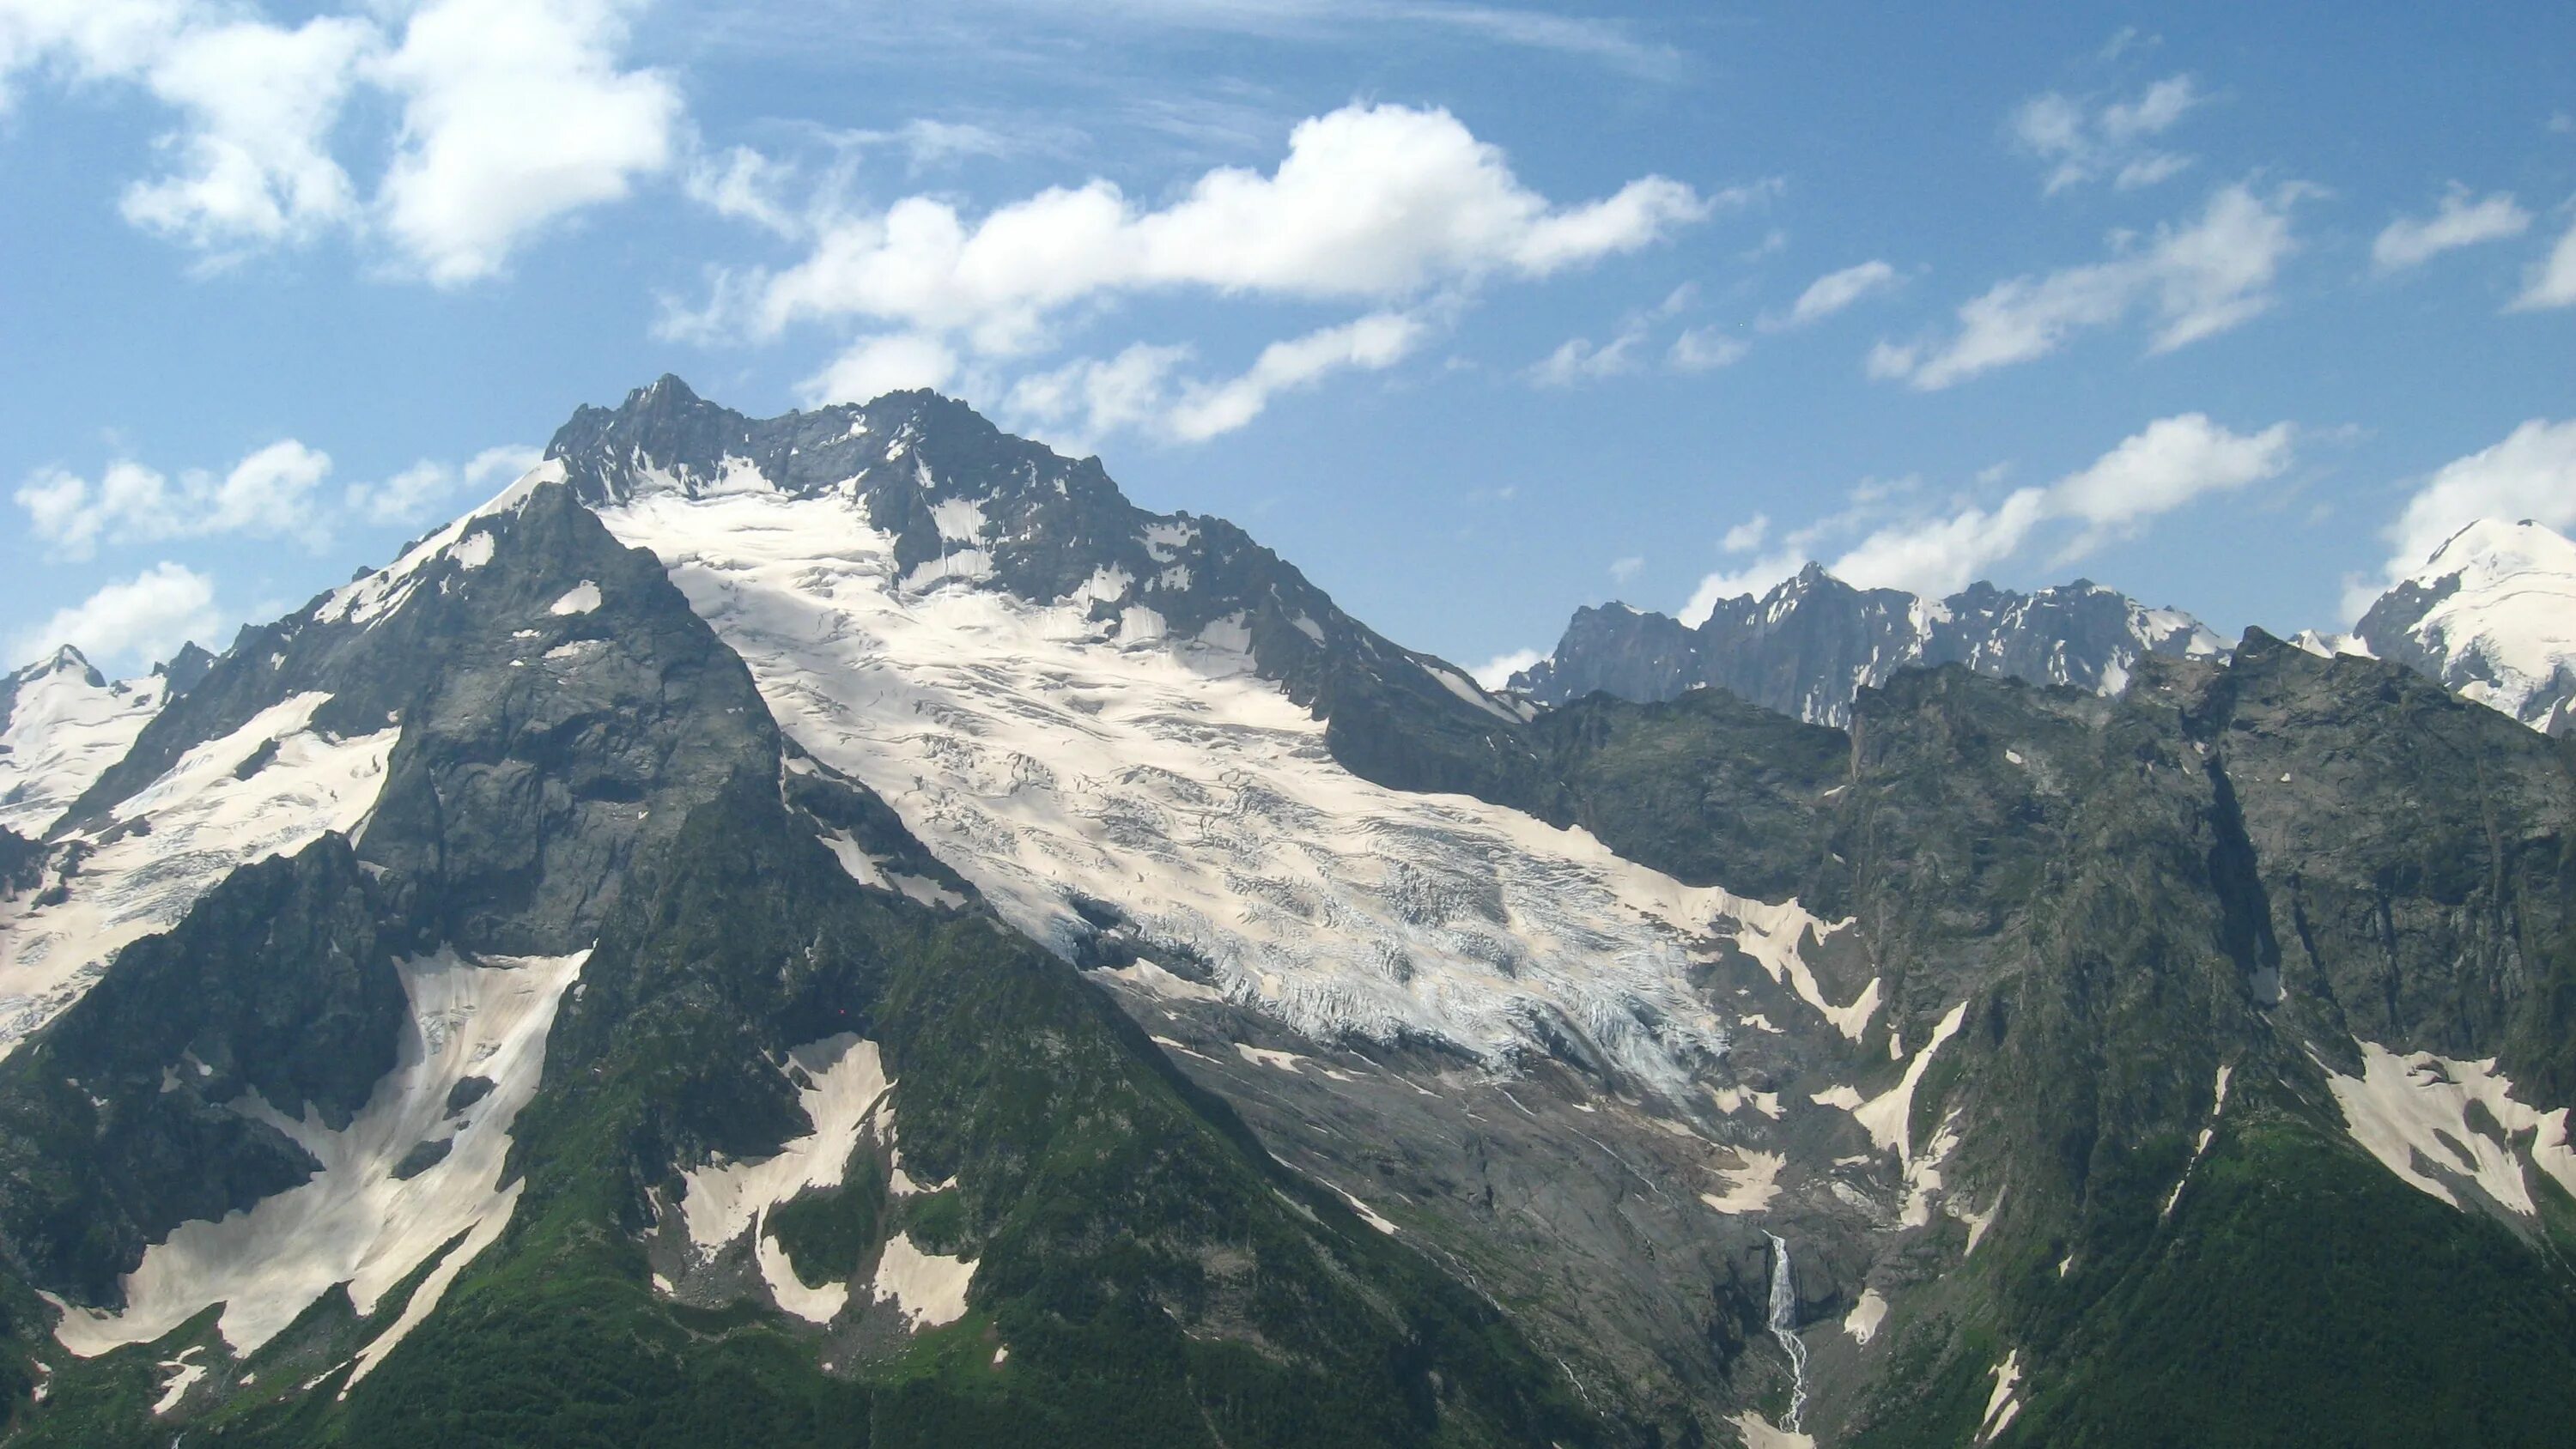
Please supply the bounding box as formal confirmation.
[0,647,176,837]
[0,691,394,1053]
[599,486,1850,1095]
[2355,518,2576,735]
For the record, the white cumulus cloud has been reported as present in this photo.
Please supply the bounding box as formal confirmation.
[3,0,678,279]
[343,443,540,526]
[2510,217,2576,312]
[1005,312,1425,447]
[1680,414,2294,607]
[371,0,682,285]
[14,439,336,559]
[1468,648,1545,690]
[1777,259,1900,328]
[2368,419,2576,596]
[7,561,222,672]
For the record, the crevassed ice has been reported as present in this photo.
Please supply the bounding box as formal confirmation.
[52,948,588,1386]
[597,491,1855,1097]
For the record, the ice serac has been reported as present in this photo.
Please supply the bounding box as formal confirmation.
[2352,518,2576,736]
[1510,563,2223,725]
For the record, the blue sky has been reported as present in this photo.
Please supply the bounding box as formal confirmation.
[3,1,2573,682]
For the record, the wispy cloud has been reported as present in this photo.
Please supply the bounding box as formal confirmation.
[2372,185,2530,272]
[1868,181,2309,390]
[2011,74,2203,193]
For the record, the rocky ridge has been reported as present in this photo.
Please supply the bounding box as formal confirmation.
[1510,565,2224,726]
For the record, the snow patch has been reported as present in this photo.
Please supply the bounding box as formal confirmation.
[1842,1288,1887,1344]
[52,948,588,1385]
[1979,1350,2022,1442]
[2321,1040,2576,1214]
[1699,1149,1785,1214]
[1728,1410,1815,1449]
[547,582,602,616]
[932,498,988,544]
[870,1233,974,1330]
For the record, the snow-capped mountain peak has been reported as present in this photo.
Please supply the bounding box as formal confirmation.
[2354,517,2576,736]
[0,645,199,838]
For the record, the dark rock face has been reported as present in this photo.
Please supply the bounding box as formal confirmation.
[154,641,216,697]
[1513,564,2221,725]
[546,375,1566,818]
[0,839,404,1300]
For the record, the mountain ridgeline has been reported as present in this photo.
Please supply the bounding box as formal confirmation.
[0,377,2570,1447]
[1509,567,2226,726]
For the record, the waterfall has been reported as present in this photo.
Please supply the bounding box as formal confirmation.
[1765,1231,1811,1434]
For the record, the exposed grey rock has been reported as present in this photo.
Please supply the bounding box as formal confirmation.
[1512,564,2223,725]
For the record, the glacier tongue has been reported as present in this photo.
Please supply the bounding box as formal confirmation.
[597,489,1839,1096]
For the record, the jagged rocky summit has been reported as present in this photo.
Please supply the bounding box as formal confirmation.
[0,376,2573,1448]
[1509,564,2225,725]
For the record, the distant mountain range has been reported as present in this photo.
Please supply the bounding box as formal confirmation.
[3,379,2573,1447]
[1510,520,2576,738]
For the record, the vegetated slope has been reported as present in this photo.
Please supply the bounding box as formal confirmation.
[542,378,2576,1446]
[1514,634,2576,1446]
[0,481,1604,1448]
[1509,564,2223,726]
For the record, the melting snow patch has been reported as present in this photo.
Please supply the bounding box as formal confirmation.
[1979,1350,2022,1442]
[548,582,603,616]
[2161,1063,2233,1217]
[818,830,892,890]
[1093,960,1224,1004]
[1842,1288,1887,1344]
[870,1233,973,1330]
[1728,1411,1816,1449]
[931,498,988,543]
[1321,1179,1398,1234]
[1699,1149,1785,1214]
[2322,1040,2576,1214]
[682,1034,890,1252]
[1823,1001,1969,1161]
[153,1345,208,1415]
[1235,1043,1306,1073]
[51,949,589,1386]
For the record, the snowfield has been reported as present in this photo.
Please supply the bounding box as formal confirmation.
[596,485,1857,1098]
[0,693,397,1056]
